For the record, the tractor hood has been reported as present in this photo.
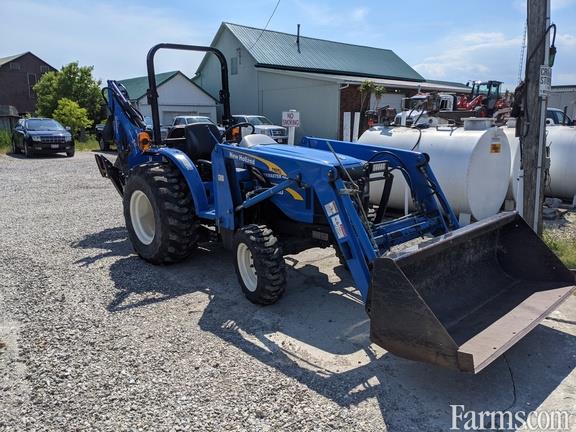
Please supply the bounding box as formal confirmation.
[247,144,365,168]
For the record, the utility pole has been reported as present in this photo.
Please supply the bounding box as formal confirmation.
[522,0,551,234]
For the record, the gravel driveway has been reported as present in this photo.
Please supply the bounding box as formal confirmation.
[1,152,575,431]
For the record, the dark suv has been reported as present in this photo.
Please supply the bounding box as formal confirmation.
[12,118,75,158]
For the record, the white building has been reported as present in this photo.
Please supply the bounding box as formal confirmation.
[119,71,218,125]
[193,22,469,142]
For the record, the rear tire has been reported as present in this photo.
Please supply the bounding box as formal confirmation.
[233,224,286,305]
[123,163,198,264]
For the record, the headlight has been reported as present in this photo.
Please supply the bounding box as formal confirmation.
[263,129,271,136]
[65,135,72,142]
[31,136,41,142]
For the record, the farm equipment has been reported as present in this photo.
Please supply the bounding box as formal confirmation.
[95,43,575,374]
[456,80,510,117]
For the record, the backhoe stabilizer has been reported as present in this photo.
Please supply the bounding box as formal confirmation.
[369,212,575,373]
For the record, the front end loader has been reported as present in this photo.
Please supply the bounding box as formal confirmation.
[95,43,575,374]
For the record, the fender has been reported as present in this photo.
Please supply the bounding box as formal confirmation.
[155,147,213,219]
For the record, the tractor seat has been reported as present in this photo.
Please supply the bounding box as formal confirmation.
[165,123,222,160]
[239,134,278,148]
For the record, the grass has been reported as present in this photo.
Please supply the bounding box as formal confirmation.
[543,231,576,269]
[0,131,100,154]
[74,135,100,152]
[0,130,11,154]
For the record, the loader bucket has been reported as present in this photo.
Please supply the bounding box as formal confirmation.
[369,212,575,373]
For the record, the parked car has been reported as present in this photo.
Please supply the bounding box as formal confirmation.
[12,118,74,157]
[171,115,225,135]
[232,115,288,143]
[547,108,574,126]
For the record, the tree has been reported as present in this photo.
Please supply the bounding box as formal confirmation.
[34,62,103,124]
[52,98,92,136]
[359,80,376,112]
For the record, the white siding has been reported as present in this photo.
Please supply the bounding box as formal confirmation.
[257,70,340,142]
[193,29,258,117]
[194,27,340,140]
[136,73,217,125]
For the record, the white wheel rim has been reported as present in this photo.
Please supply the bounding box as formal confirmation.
[130,190,155,245]
[237,242,257,292]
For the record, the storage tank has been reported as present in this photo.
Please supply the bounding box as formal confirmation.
[547,126,576,200]
[501,119,522,201]
[358,119,511,221]
[502,121,576,202]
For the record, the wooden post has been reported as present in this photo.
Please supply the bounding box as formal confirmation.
[522,0,550,234]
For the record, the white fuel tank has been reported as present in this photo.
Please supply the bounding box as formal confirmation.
[358,120,511,220]
[547,126,576,200]
[501,119,522,201]
[502,121,576,202]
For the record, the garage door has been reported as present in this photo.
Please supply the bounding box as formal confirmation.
[162,111,197,125]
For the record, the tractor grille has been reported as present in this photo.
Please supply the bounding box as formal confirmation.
[40,136,66,144]
[271,129,285,137]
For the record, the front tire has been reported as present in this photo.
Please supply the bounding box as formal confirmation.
[123,163,198,264]
[66,147,75,157]
[24,143,33,158]
[233,225,286,305]
[11,137,21,154]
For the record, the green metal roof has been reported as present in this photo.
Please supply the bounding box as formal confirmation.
[425,79,469,89]
[119,71,178,100]
[222,22,424,82]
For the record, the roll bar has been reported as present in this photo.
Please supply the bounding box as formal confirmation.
[146,43,232,146]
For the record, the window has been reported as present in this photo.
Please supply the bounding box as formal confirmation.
[40,65,51,74]
[9,62,20,70]
[27,73,37,98]
[230,57,238,75]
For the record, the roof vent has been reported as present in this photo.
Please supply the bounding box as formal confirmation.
[297,24,301,53]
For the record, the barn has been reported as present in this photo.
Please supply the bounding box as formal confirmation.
[193,22,468,141]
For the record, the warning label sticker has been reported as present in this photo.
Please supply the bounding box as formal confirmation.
[324,201,338,217]
[331,214,347,239]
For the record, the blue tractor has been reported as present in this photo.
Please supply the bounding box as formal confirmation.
[95,44,575,374]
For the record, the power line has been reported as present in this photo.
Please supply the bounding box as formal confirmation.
[248,0,281,51]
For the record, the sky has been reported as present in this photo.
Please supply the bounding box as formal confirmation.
[1,0,575,90]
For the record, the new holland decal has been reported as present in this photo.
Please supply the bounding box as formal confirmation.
[227,150,304,201]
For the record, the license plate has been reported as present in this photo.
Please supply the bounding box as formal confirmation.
[51,144,59,149]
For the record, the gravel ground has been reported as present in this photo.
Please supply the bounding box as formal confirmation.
[1,152,575,431]
[545,208,576,240]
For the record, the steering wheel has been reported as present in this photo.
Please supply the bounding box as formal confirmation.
[221,122,255,143]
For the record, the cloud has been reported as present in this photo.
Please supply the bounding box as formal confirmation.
[412,32,524,87]
[0,0,212,81]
